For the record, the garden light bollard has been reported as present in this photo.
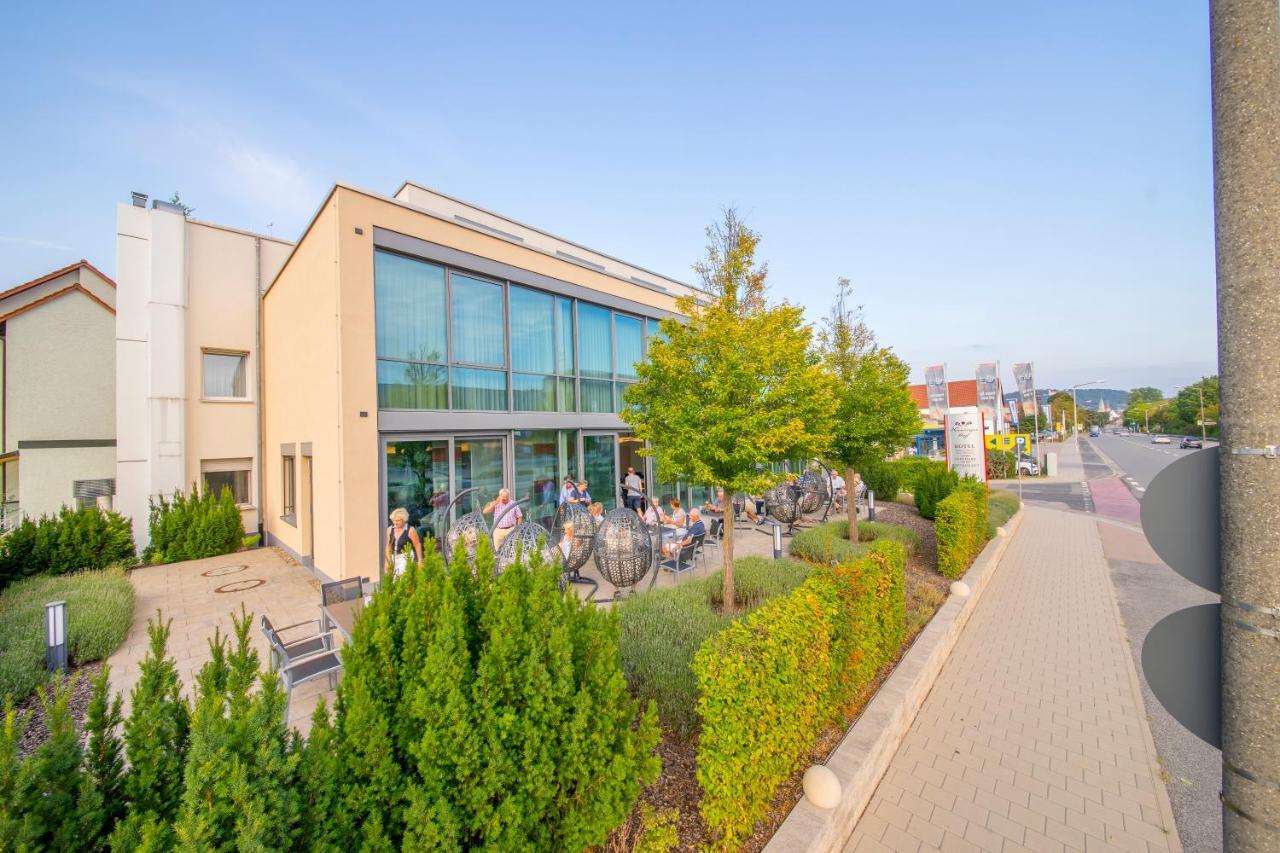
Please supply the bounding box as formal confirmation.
[45,600,67,673]
[773,523,782,560]
[868,489,876,521]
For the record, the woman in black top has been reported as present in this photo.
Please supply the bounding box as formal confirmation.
[385,507,423,576]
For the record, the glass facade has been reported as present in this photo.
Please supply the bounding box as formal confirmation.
[454,437,504,515]
[385,439,450,538]
[582,434,618,510]
[373,248,654,413]
[513,429,578,530]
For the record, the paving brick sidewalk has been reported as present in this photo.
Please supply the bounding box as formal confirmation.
[844,507,1180,852]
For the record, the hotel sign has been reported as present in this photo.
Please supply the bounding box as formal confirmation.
[946,411,987,482]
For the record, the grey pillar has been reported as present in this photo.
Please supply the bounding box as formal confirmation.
[1210,1,1280,848]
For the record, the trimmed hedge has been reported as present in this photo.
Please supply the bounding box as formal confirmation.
[0,506,135,592]
[0,569,135,702]
[693,540,906,849]
[789,519,919,565]
[935,480,993,579]
[144,485,245,565]
[913,463,959,520]
[857,459,902,502]
[617,557,812,736]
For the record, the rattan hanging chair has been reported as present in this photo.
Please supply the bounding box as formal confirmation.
[592,507,654,592]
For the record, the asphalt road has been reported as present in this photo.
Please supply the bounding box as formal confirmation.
[1081,435,1224,852]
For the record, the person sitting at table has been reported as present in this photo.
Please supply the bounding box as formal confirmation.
[638,497,659,528]
[704,489,726,514]
[588,501,604,520]
[556,522,575,564]
[483,488,523,549]
[660,497,686,530]
[661,508,706,559]
[385,507,423,576]
[576,479,592,505]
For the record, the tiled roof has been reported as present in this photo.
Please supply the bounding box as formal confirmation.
[908,379,980,409]
[0,259,116,304]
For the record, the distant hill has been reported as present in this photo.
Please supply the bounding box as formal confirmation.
[1005,388,1130,411]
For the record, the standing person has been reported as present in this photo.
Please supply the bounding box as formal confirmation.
[484,489,523,549]
[385,507,423,576]
[559,475,580,505]
[576,480,592,505]
[623,466,644,511]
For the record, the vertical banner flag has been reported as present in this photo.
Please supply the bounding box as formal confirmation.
[1012,362,1037,417]
[976,363,1000,429]
[925,365,949,422]
[946,410,988,482]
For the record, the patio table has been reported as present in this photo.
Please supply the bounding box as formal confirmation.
[322,596,364,641]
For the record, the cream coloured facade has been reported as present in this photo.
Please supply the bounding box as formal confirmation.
[262,182,696,580]
[115,197,293,547]
[0,261,118,525]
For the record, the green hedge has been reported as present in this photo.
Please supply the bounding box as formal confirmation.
[936,481,993,579]
[889,457,939,493]
[789,519,919,565]
[0,569,135,702]
[0,506,135,592]
[617,557,812,736]
[913,463,959,520]
[857,459,902,502]
[693,541,906,849]
[144,485,245,565]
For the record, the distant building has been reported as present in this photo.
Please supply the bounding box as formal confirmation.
[0,260,117,527]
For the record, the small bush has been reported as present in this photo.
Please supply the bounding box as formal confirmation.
[858,459,902,502]
[0,506,135,591]
[0,569,135,703]
[986,450,1017,479]
[889,456,937,493]
[914,463,959,520]
[144,484,245,565]
[617,557,812,735]
[956,480,989,544]
[694,541,906,849]
[987,490,1021,536]
[790,519,919,565]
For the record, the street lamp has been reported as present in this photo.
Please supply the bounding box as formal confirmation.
[1071,380,1104,443]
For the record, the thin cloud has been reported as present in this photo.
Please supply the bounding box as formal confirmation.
[0,235,73,252]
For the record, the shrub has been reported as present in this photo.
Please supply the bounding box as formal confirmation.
[986,449,1017,479]
[790,519,919,565]
[0,506,135,591]
[694,542,906,848]
[618,557,812,735]
[935,485,990,579]
[988,490,1021,536]
[858,459,902,502]
[145,484,245,564]
[914,463,959,520]
[0,569,135,703]
[889,456,938,493]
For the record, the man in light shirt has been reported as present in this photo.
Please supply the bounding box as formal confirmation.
[623,467,644,511]
[484,488,523,549]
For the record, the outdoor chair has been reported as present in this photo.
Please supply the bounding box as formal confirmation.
[320,577,364,606]
[262,615,343,724]
[659,538,697,577]
[691,532,713,572]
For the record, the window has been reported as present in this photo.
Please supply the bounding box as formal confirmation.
[614,314,644,380]
[281,454,296,520]
[577,303,613,380]
[202,351,248,399]
[375,250,448,410]
[450,273,505,367]
[511,286,556,412]
[201,459,251,505]
[73,478,115,511]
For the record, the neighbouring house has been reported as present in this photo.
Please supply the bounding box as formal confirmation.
[261,181,699,579]
[114,195,294,548]
[0,260,118,527]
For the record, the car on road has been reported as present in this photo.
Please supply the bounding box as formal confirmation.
[1151,434,1172,444]
[1180,436,1203,449]
[1018,455,1040,476]
[1088,428,1101,438]
[1118,429,1131,436]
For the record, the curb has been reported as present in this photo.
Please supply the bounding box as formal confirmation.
[764,508,1026,852]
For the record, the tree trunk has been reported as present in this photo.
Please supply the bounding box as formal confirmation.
[721,485,735,611]
[846,466,859,536]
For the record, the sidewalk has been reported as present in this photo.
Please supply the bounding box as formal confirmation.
[844,507,1180,852]
[990,440,1086,487]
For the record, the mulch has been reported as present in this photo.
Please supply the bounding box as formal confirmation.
[14,661,103,759]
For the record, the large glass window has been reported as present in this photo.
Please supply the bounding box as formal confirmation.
[513,373,556,412]
[578,303,613,379]
[514,429,579,531]
[614,315,644,380]
[510,286,554,373]
[556,298,575,375]
[581,379,614,413]
[451,367,507,411]
[385,439,450,541]
[375,251,447,363]
[378,361,447,409]
[450,273,505,367]
[454,437,504,515]
[583,434,618,510]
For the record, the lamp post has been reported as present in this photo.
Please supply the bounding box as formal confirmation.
[45,600,67,673]
[1071,380,1104,443]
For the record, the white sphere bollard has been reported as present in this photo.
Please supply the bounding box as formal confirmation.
[802,765,842,809]
[950,581,971,598]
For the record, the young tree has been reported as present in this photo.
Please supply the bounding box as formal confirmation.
[624,210,835,609]
[1127,386,1164,406]
[819,278,921,530]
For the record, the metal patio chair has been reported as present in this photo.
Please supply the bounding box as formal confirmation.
[262,615,343,724]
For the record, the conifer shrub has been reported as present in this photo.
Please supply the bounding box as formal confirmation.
[858,458,903,502]
[913,463,959,520]
[0,505,135,591]
[888,456,937,493]
[144,484,245,564]
[693,541,906,849]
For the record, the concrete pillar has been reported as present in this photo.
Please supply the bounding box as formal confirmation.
[1210,1,1280,847]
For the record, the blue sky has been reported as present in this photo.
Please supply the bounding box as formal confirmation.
[1,2,1215,395]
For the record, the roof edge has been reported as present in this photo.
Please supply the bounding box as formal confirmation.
[0,259,117,304]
